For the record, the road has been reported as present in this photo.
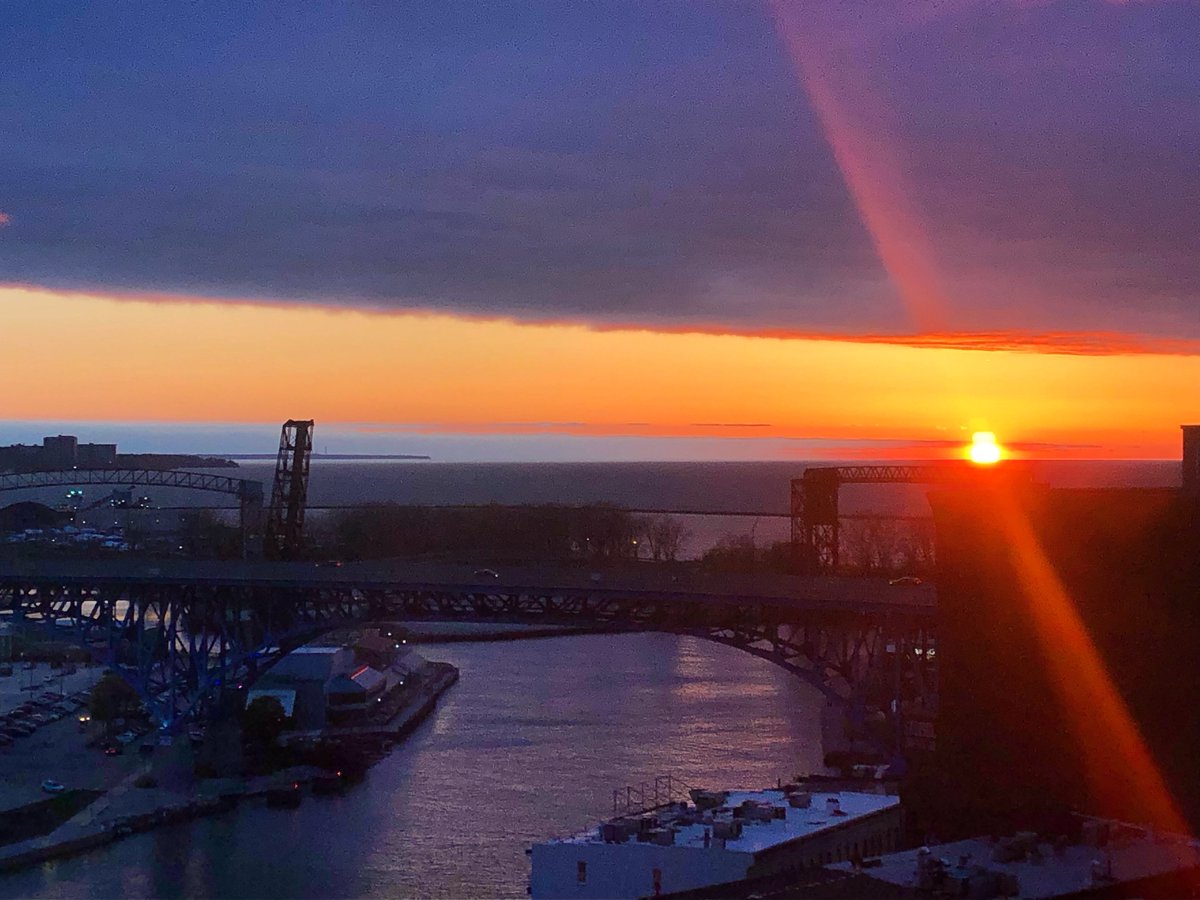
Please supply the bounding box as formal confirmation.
[0,557,935,613]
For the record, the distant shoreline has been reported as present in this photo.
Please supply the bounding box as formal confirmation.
[220,454,432,461]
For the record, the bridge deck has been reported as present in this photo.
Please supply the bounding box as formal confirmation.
[0,559,934,616]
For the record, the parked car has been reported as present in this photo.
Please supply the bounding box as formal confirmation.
[473,568,500,579]
[887,576,924,586]
[103,744,122,756]
[316,559,343,568]
[41,779,65,794]
[115,731,138,744]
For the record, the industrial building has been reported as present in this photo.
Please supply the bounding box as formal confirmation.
[530,788,902,899]
[247,631,424,731]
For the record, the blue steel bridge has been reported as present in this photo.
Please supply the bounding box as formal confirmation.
[0,560,936,742]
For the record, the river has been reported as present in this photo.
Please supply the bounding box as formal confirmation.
[0,634,825,899]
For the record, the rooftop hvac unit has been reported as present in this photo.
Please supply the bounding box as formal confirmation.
[788,792,812,809]
[713,820,743,840]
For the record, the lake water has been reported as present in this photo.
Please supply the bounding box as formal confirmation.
[0,635,825,899]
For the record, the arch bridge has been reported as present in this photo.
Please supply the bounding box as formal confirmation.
[0,563,936,747]
[0,469,264,549]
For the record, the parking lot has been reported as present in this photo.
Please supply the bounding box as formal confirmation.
[0,662,99,717]
[0,663,130,810]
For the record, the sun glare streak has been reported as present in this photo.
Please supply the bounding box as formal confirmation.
[989,485,1195,844]
[768,3,948,332]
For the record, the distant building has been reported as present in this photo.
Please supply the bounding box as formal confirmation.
[249,640,424,731]
[252,646,355,730]
[76,442,117,468]
[325,664,389,722]
[354,627,414,671]
[40,435,78,469]
[0,434,119,472]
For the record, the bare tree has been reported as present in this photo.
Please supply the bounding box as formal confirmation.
[643,515,689,562]
[841,516,904,574]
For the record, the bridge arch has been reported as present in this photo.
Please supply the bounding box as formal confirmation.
[0,573,936,749]
[0,469,264,553]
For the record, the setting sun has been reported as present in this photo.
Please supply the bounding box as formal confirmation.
[969,431,1002,465]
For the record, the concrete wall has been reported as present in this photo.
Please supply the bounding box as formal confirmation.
[531,842,752,899]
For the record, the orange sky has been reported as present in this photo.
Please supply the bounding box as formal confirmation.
[3,286,1197,459]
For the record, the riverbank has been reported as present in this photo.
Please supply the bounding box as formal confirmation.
[0,662,459,874]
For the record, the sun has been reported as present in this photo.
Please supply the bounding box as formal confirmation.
[968,431,1002,465]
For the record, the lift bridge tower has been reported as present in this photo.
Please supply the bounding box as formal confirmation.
[264,419,314,560]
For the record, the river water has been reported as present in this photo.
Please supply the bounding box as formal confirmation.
[0,634,824,899]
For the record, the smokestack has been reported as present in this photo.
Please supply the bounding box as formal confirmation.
[1184,425,1200,499]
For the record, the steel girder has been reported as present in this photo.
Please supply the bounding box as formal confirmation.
[0,468,260,499]
[0,578,936,736]
[789,462,1037,572]
[0,468,266,557]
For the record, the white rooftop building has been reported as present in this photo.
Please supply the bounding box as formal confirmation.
[825,820,1200,899]
[530,787,901,899]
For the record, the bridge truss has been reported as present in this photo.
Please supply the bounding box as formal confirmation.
[0,469,265,556]
[264,419,314,560]
[791,462,1034,571]
[0,574,936,749]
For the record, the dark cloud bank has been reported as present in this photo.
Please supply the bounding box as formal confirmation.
[1,1,1197,344]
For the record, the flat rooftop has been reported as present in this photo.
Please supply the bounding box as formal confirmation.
[546,789,899,855]
[829,829,1200,898]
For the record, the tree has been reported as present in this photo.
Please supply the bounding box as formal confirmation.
[89,672,140,736]
[841,517,903,574]
[643,515,689,562]
[701,533,758,573]
[178,509,242,559]
[242,695,288,746]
